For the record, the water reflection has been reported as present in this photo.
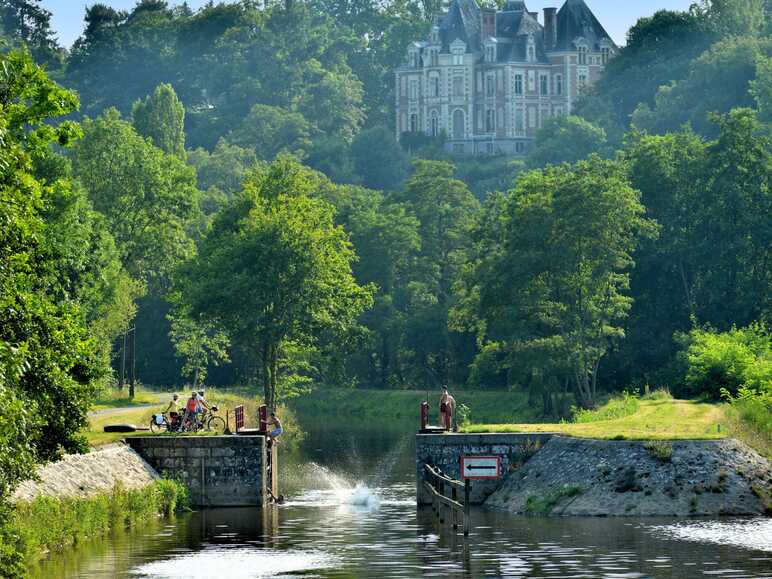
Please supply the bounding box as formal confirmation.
[32,419,772,578]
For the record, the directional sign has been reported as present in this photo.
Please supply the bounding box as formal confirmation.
[460,456,501,480]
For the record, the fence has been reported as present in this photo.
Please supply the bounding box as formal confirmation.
[423,464,471,535]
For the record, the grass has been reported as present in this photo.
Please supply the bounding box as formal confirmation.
[289,388,543,425]
[10,479,188,566]
[462,394,727,441]
[525,485,584,516]
[91,387,161,410]
[86,387,262,446]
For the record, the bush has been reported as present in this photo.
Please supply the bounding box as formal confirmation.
[8,479,189,568]
[572,391,640,423]
[675,323,771,400]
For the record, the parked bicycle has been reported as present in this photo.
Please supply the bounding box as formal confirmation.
[149,412,181,433]
[178,405,226,433]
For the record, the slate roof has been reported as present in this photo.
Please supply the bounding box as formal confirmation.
[434,0,613,60]
[553,0,615,51]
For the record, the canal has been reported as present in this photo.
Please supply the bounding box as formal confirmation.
[33,419,772,578]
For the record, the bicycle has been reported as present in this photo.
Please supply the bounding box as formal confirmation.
[149,412,181,433]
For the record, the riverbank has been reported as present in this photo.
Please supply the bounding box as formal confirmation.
[10,479,188,568]
[485,436,771,517]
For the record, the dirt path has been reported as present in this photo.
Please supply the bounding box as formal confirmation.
[89,403,160,417]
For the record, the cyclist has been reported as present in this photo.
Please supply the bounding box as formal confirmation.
[197,389,210,418]
[165,393,180,430]
[182,391,199,431]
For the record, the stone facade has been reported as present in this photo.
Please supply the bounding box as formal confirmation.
[127,435,267,507]
[416,432,556,504]
[12,444,159,502]
[395,0,615,156]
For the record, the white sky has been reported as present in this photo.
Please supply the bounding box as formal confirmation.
[44,0,697,48]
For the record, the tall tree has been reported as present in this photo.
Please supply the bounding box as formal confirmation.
[175,157,373,409]
[70,108,199,291]
[0,50,103,530]
[132,83,187,158]
[527,116,608,168]
[453,158,656,407]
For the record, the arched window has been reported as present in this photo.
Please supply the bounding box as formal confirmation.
[410,113,418,133]
[430,111,439,137]
[452,109,465,139]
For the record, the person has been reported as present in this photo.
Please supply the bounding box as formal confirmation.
[197,389,210,417]
[267,412,283,443]
[182,391,199,431]
[165,393,180,430]
[439,385,456,432]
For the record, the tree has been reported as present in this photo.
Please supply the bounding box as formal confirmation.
[70,108,199,291]
[0,0,61,65]
[702,0,766,37]
[527,116,608,168]
[167,305,229,388]
[226,104,313,161]
[0,50,103,519]
[132,83,186,158]
[453,158,656,407]
[350,125,409,191]
[175,157,374,409]
[393,160,480,386]
[632,36,770,136]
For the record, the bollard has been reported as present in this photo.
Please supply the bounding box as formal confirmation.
[420,401,429,430]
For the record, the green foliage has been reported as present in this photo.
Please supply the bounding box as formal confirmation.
[350,125,409,191]
[632,37,771,136]
[644,440,673,462]
[227,104,312,161]
[527,116,608,168]
[175,156,374,409]
[132,83,186,158]
[572,392,640,423]
[9,479,188,567]
[454,157,656,407]
[675,323,771,400]
[71,108,200,291]
[167,306,230,388]
[525,485,583,516]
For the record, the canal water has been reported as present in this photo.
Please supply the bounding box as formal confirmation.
[33,420,772,578]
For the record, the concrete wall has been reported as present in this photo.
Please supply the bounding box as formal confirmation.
[416,433,555,505]
[127,435,267,507]
[13,444,158,502]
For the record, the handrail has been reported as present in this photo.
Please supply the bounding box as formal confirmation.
[424,463,471,535]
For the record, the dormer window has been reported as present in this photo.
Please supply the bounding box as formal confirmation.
[577,42,588,65]
[600,45,610,65]
[431,26,440,44]
[451,40,466,65]
[527,35,535,62]
[485,42,496,63]
[408,49,418,68]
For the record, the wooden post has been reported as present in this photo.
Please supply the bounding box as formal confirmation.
[452,485,458,530]
[463,479,471,536]
[439,479,445,523]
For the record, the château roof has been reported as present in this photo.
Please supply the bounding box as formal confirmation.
[553,0,616,51]
[432,0,613,60]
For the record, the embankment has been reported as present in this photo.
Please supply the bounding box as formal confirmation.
[417,433,771,516]
[13,444,159,502]
[485,436,771,516]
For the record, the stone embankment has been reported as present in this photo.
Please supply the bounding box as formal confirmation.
[12,444,159,502]
[485,437,771,516]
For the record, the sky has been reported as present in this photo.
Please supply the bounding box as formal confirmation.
[43,0,697,48]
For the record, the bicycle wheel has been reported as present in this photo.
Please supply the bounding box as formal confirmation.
[207,416,226,432]
[150,417,164,433]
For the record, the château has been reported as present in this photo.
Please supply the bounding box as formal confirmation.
[395,0,616,155]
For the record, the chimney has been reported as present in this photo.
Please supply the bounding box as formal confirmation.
[544,7,557,51]
[481,8,496,39]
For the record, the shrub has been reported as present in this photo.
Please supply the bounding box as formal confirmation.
[572,391,639,423]
[644,441,673,462]
[675,323,771,400]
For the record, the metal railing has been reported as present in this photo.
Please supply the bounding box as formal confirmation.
[424,464,471,535]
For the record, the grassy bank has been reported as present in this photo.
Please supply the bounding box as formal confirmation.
[10,479,188,568]
[462,392,727,441]
[289,388,544,425]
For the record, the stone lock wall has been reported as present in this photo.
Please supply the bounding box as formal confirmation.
[127,435,267,507]
[416,433,555,504]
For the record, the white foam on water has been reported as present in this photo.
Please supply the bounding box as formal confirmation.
[130,548,337,578]
[650,518,772,553]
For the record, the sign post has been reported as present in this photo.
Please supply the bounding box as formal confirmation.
[460,456,501,480]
